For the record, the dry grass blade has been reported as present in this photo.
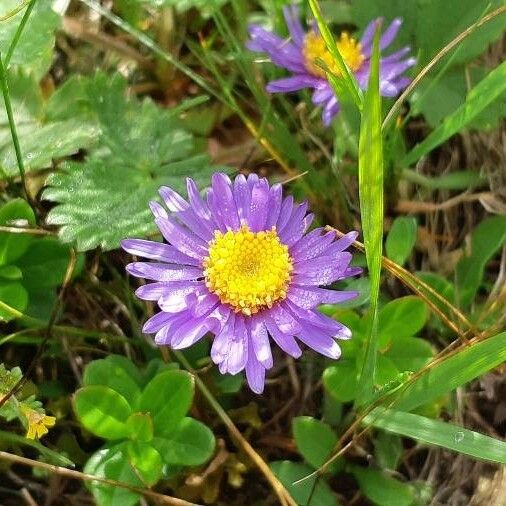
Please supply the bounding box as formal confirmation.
[173,351,297,506]
[0,451,199,506]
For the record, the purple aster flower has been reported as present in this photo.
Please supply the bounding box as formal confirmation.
[122,173,360,393]
[247,5,416,125]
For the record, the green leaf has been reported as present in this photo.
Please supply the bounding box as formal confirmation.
[365,408,506,465]
[416,0,505,66]
[385,217,417,266]
[455,216,506,307]
[374,431,402,470]
[151,417,215,466]
[126,441,162,486]
[403,168,485,191]
[0,198,35,265]
[352,466,415,506]
[394,332,506,412]
[323,359,358,403]
[292,416,338,470]
[0,429,74,467]
[0,282,28,322]
[356,24,383,405]
[378,296,428,348]
[308,0,363,111]
[0,71,99,177]
[126,412,154,443]
[384,338,434,372]
[403,60,506,166]
[0,0,60,78]
[270,461,338,506]
[83,356,142,408]
[74,386,132,440]
[138,370,194,436]
[0,264,22,280]
[84,443,142,506]
[43,74,215,251]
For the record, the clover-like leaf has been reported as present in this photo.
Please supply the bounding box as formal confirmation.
[83,356,143,407]
[292,416,338,470]
[138,370,194,436]
[151,417,215,467]
[74,386,132,440]
[84,443,142,506]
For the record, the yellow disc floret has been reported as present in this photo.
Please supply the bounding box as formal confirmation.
[303,31,365,78]
[203,225,293,316]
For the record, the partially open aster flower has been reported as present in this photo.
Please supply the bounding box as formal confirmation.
[122,173,360,393]
[247,5,416,125]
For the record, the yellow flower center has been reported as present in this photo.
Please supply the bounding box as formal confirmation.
[203,225,293,316]
[303,31,365,78]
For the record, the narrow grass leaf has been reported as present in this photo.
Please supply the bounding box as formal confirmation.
[308,0,363,110]
[355,26,383,405]
[403,60,506,165]
[365,408,506,464]
[393,332,506,412]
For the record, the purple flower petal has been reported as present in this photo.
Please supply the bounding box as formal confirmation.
[159,186,188,212]
[155,217,208,259]
[126,262,202,282]
[264,317,302,358]
[245,352,266,394]
[138,280,202,303]
[248,179,270,232]
[266,75,322,93]
[292,252,352,286]
[296,322,342,359]
[210,173,241,230]
[233,174,251,222]
[287,285,358,309]
[249,315,273,368]
[265,183,283,229]
[149,201,168,220]
[283,5,305,47]
[121,239,200,266]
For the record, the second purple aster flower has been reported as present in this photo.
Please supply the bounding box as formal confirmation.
[123,173,361,394]
[247,5,416,125]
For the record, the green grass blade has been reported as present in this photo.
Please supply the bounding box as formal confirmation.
[4,0,37,68]
[402,60,506,166]
[355,26,383,406]
[394,332,506,412]
[308,0,363,111]
[365,408,506,465]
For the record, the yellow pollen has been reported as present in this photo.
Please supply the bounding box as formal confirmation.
[303,31,365,78]
[203,225,293,315]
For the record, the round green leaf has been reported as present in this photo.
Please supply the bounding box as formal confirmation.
[139,370,194,436]
[378,296,428,347]
[127,441,162,486]
[83,355,142,407]
[270,461,338,506]
[74,386,132,440]
[152,417,215,467]
[127,412,153,443]
[0,199,35,265]
[385,216,417,266]
[84,443,142,506]
[0,282,28,322]
[323,361,358,403]
[384,337,434,372]
[352,466,415,506]
[292,416,338,470]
